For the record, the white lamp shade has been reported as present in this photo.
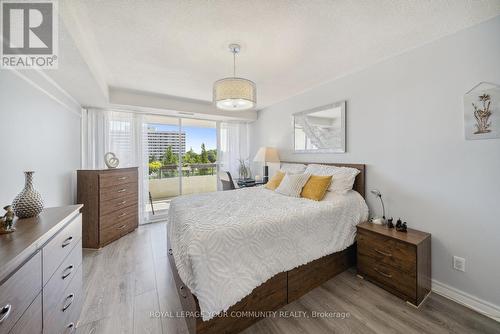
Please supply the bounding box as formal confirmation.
[253,147,280,163]
[213,77,256,111]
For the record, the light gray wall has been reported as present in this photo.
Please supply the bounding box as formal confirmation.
[250,16,500,307]
[0,70,81,208]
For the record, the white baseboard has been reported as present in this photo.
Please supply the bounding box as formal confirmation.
[432,279,500,322]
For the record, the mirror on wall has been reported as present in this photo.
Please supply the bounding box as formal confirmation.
[293,101,346,153]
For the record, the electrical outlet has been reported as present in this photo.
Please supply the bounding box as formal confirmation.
[453,256,466,272]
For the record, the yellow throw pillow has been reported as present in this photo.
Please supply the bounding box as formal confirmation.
[301,175,333,201]
[265,171,285,190]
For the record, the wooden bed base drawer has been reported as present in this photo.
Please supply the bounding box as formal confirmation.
[288,245,355,302]
[167,237,352,334]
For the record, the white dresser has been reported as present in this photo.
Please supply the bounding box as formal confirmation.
[0,205,83,334]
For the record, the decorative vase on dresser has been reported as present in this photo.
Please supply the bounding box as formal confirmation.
[12,171,44,218]
[0,205,83,334]
[77,167,139,248]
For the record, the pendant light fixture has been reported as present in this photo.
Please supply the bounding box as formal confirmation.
[213,43,256,111]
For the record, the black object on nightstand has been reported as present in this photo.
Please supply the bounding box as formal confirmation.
[236,179,266,188]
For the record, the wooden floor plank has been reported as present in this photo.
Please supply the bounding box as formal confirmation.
[77,222,500,334]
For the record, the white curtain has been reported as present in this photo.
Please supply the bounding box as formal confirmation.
[218,122,250,182]
[81,109,149,224]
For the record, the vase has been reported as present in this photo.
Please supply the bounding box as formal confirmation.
[12,171,44,218]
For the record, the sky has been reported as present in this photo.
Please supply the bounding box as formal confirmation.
[149,123,217,153]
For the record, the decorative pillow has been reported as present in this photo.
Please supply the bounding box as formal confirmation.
[264,171,285,190]
[280,163,307,174]
[301,175,333,201]
[275,173,311,197]
[304,164,359,194]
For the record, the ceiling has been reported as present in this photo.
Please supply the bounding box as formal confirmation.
[60,0,500,110]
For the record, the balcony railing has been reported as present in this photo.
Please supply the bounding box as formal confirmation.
[149,163,217,179]
[148,164,218,201]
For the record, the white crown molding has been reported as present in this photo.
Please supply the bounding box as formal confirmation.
[11,69,82,117]
[432,279,500,322]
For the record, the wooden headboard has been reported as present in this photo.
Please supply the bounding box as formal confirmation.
[281,162,366,198]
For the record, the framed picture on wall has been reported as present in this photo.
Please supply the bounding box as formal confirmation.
[464,83,500,140]
[293,101,346,153]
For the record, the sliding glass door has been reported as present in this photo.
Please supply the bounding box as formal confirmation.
[180,118,217,196]
[145,115,217,221]
[146,116,181,220]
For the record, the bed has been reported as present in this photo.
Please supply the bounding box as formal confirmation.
[167,163,367,334]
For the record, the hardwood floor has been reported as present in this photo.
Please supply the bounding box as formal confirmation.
[76,223,500,334]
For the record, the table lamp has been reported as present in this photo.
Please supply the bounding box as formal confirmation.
[253,147,280,183]
[370,189,386,225]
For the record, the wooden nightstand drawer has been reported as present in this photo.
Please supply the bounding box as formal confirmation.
[358,254,416,301]
[356,222,431,306]
[358,230,416,275]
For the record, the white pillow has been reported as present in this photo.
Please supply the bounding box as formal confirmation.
[304,164,359,194]
[280,163,307,174]
[275,173,311,197]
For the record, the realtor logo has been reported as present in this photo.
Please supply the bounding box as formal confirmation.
[1,0,58,69]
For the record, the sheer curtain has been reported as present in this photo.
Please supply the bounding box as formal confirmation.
[81,108,149,224]
[218,122,250,183]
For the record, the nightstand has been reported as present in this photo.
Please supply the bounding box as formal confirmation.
[356,222,431,307]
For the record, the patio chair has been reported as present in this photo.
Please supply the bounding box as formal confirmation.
[219,171,236,191]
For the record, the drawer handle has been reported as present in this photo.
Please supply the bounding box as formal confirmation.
[0,304,12,323]
[118,212,128,218]
[374,248,392,257]
[117,188,127,193]
[66,322,75,333]
[62,236,73,248]
[119,200,127,205]
[118,176,128,180]
[168,248,173,255]
[374,267,392,278]
[179,285,187,299]
[117,224,127,230]
[62,265,74,279]
[62,293,75,312]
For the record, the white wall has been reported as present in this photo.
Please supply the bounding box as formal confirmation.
[0,70,81,207]
[250,16,500,311]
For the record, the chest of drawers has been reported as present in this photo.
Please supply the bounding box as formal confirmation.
[356,222,431,306]
[0,206,83,334]
[77,167,139,248]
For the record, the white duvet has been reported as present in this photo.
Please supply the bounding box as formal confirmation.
[167,187,368,321]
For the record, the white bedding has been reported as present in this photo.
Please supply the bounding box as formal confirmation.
[168,187,368,321]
